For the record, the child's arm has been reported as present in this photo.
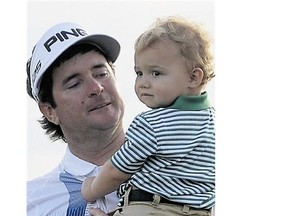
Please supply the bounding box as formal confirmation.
[81,159,132,203]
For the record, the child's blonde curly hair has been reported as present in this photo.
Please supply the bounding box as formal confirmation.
[135,16,215,85]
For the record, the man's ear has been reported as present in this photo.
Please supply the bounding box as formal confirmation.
[39,103,59,125]
[189,67,204,88]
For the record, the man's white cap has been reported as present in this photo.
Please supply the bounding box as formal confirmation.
[29,22,120,102]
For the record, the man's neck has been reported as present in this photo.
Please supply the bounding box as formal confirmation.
[66,123,125,166]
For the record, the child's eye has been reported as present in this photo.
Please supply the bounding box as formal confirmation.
[135,71,143,76]
[152,71,161,76]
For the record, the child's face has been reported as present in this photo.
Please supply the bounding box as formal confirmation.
[134,39,192,108]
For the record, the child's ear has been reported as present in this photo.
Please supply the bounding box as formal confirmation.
[38,103,59,125]
[189,67,204,87]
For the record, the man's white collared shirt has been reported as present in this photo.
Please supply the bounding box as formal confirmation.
[27,148,118,216]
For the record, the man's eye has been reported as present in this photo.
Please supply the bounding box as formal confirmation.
[100,72,109,77]
[67,82,79,89]
[94,71,109,79]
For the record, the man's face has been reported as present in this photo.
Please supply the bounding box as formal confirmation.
[50,50,124,137]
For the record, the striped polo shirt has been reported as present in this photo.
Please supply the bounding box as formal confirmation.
[111,92,215,209]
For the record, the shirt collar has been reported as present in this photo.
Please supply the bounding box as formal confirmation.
[62,147,99,176]
[167,91,211,111]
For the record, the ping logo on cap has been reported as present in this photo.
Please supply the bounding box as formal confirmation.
[44,28,88,52]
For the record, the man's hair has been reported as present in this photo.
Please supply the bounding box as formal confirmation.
[134,16,215,85]
[26,43,115,142]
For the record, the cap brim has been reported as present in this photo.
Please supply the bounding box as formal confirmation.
[78,34,120,63]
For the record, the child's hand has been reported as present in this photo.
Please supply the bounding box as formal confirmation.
[89,207,108,216]
[81,176,96,202]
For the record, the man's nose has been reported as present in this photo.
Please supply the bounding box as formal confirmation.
[87,78,104,97]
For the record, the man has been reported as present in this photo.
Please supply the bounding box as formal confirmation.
[27,22,125,216]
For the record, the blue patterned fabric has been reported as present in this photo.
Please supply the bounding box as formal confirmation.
[59,172,88,216]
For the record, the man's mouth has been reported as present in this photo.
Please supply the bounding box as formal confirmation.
[88,102,111,112]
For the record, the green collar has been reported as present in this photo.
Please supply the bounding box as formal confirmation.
[167,92,211,111]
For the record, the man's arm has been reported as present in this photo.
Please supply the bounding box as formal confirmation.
[82,159,132,203]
